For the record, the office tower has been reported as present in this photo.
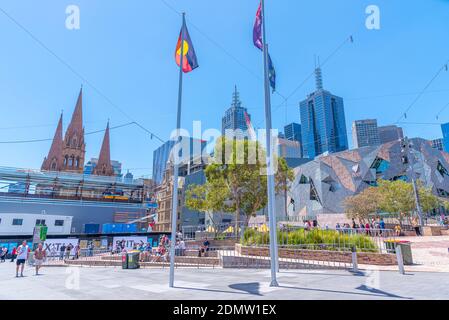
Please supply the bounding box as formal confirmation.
[378,125,404,144]
[222,86,251,139]
[284,122,303,157]
[152,137,206,185]
[299,66,348,158]
[352,119,381,148]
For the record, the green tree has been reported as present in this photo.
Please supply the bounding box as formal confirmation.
[344,187,380,223]
[275,157,295,217]
[185,137,269,231]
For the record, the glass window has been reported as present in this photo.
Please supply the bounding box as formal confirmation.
[12,219,23,226]
[55,220,64,226]
[36,219,46,226]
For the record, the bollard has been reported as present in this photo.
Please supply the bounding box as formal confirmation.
[396,244,405,275]
[351,246,358,272]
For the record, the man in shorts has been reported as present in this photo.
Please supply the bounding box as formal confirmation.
[16,240,29,278]
[33,243,47,275]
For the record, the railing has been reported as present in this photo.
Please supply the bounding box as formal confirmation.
[181,223,245,241]
[243,227,396,254]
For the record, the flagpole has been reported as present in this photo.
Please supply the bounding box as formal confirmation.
[261,0,279,287]
[169,12,186,288]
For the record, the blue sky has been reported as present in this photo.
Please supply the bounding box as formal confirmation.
[0,0,449,177]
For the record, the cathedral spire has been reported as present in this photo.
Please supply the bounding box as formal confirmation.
[41,113,63,171]
[93,122,114,176]
[62,88,86,173]
[65,87,83,140]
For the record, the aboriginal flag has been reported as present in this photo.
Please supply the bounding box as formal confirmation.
[175,20,199,73]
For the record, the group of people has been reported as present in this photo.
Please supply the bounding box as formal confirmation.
[334,218,387,235]
[4,241,48,277]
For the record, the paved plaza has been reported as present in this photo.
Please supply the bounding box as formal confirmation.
[1,261,449,300]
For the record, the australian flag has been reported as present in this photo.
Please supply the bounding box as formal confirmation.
[253,1,276,92]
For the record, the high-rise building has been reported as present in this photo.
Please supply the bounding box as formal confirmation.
[442,123,449,153]
[378,125,404,144]
[152,137,206,185]
[284,123,302,157]
[352,119,381,148]
[222,86,251,139]
[431,138,444,151]
[299,67,348,158]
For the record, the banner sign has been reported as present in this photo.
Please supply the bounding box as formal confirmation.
[43,238,79,255]
[112,236,148,250]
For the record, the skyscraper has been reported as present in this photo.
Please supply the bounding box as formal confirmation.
[299,67,348,158]
[378,125,404,144]
[284,123,302,157]
[441,123,449,153]
[152,137,206,185]
[222,86,251,139]
[352,119,381,148]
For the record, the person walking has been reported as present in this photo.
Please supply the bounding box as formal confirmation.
[15,241,29,278]
[59,244,66,261]
[0,247,7,263]
[33,243,46,275]
[412,217,422,236]
[10,247,17,263]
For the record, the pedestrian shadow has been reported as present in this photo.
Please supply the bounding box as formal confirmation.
[355,285,412,299]
[229,282,262,296]
[277,284,411,299]
[174,286,253,296]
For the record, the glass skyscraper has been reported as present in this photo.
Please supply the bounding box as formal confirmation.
[352,119,381,149]
[299,67,348,158]
[222,86,251,139]
[284,123,302,157]
[441,123,449,153]
[152,137,206,185]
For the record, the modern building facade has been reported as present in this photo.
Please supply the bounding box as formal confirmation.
[431,138,444,151]
[441,123,449,153]
[284,123,302,157]
[222,86,251,139]
[286,138,449,218]
[152,137,206,185]
[299,67,348,159]
[378,125,404,144]
[352,119,381,149]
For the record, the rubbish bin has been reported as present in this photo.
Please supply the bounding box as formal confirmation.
[127,251,140,269]
[384,240,413,265]
[121,253,128,269]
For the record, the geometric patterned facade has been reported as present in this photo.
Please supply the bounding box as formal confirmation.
[287,138,449,217]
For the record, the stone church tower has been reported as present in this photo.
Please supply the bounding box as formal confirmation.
[93,122,115,176]
[41,113,64,171]
[41,88,86,173]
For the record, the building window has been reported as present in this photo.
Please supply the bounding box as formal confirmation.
[437,161,449,178]
[299,175,309,184]
[55,220,64,226]
[371,157,390,175]
[12,219,23,226]
[36,219,46,226]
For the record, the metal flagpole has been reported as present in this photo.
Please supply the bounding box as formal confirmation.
[261,0,278,287]
[169,12,186,288]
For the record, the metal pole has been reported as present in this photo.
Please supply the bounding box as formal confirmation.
[396,244,405,275]
[169,12,186,288]
[403,137,424,229]
[261,0,278,287]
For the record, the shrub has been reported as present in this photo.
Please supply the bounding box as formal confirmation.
[241,228,378,252]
